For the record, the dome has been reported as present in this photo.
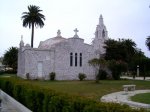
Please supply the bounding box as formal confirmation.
[38,30,66,49]
[25,44,30,47]
[38,36,66,49]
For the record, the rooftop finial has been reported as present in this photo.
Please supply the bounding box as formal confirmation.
[99,14,104,25]
[21,35,23,41]
[100,14,103,19]
[73,28,79,38]
[20,35,24,47]
[74,28,79,35]
[57,29,61,37]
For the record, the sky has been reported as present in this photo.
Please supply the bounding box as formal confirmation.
[0,0,150,57]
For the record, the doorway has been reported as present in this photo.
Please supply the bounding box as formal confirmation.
[38,62,43,78]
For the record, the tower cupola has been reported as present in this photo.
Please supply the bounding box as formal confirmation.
[92,14,108,57]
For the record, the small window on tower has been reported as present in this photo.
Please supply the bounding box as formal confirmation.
[102,29,105,38]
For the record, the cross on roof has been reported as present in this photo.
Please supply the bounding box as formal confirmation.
[74,28,79,35]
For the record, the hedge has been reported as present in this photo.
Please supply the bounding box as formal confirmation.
[0,77,146,112]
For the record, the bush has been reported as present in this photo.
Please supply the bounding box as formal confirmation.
[49,72,56,80]
[0,70,17,75]
[0,77,146,112]
[26,73,30,79]
[0,70,5,75]
[97,70,108,80]
[78,73,86,81]
[108,60,127,80]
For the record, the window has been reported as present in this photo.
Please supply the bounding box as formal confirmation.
[70,53,73,66]
[102,29,105,38]
[80,53,82,67]
[75,53,77,66]
[96,30,98,37]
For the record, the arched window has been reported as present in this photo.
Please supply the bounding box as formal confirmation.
[96,30,98,37]
[75,53,77,67]
[70,53,73,66]
[80,53,82,67]
[102,29,105,38]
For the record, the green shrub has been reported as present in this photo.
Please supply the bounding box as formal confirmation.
[49,72,56,80]
[26,73,30,79]
[97,70,108,80]
[0,70,5,75]
[0,77,147,112]
[78,73,86,81]
[5,70,17,74]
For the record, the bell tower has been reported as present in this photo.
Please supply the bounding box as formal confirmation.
[92,14,108,57]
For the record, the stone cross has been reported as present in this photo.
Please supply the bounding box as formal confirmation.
[57,29,61,37]
[74,28,79,35]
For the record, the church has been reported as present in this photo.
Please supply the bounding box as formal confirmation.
[17,15,108,80]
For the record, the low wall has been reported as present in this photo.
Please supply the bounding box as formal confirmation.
[0,89,32,112]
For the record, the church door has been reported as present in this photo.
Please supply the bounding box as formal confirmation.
[38,62,43,78]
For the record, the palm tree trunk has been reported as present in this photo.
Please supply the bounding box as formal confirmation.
[31,22,34,48]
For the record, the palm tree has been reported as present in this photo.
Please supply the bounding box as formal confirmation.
[146,36,150,51]
[21,5,45,48]
[122,39,136,62]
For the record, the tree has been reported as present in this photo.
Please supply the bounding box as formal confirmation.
[121,39,136,62]
[139,57,150,79]
[128,48,145,72]
[104,38,140,79]
[105,38,136,62]
[3,47,18,72]
[89,58,107,82]
[21,5,45,48]
[108,60,127,80]
[146,36,150,51]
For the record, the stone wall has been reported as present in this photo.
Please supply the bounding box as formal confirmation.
[17,36,96,80]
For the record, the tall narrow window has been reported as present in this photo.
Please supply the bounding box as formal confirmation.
[75,53,77,67]
[96,30,98,37]
[70,53,73,66]
[80,53,82,67]
[102,29,105,38]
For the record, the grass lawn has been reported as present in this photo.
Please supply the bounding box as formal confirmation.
[0,74,150,101]
[131,93,150,104]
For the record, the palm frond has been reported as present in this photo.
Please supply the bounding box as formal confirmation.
[146,37,150,51]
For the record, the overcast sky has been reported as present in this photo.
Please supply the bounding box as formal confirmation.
[0,0,150,57]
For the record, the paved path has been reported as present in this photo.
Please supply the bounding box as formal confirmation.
[121,76,150,81]
[0,99,20,112]
[101,90,150,109]
[0,89,32,112]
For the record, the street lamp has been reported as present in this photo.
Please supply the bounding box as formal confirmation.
[137,65,139,77]
[0,98,2,111]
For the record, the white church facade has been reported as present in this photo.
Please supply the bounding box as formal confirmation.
[17,15,108,80]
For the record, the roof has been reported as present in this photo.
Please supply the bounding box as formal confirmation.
[38,36,66,49]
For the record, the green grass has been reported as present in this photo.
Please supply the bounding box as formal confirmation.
[0,73,16,77]
[131,93,150,104]
[0,74,150,101]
